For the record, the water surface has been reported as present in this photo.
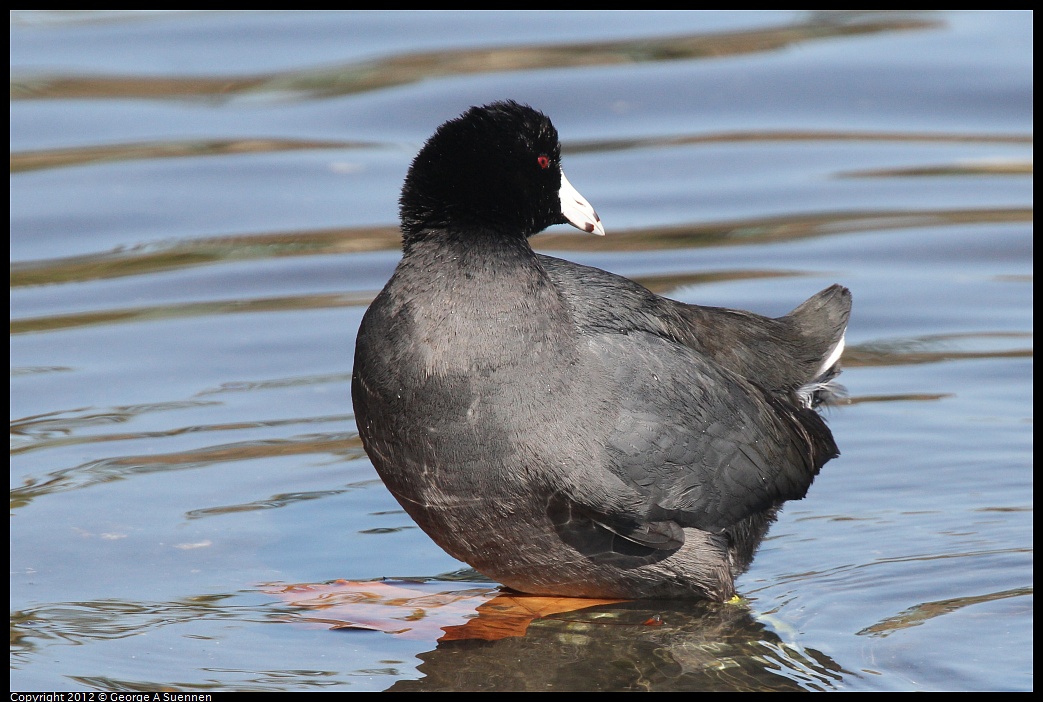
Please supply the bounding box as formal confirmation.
[10,10,1032,692]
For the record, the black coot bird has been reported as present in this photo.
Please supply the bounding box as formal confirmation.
[352,101,851,601]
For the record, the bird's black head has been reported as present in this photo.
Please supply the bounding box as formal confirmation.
[399,100,601,248]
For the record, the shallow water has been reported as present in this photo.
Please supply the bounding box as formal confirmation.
[10,10,1032,692]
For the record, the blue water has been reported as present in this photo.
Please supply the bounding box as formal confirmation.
[10,10,1032,691]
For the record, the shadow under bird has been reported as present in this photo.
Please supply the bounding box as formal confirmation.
[352,101,851,601]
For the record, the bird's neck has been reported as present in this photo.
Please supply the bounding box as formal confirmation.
[399,230,544,298]
[391,232,575,373]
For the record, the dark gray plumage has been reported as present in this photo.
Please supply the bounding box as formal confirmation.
[352,101,851,600]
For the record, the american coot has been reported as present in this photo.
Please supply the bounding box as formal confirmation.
[352,101,851,601]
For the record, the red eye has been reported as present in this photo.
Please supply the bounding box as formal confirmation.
[537,155,551,169]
